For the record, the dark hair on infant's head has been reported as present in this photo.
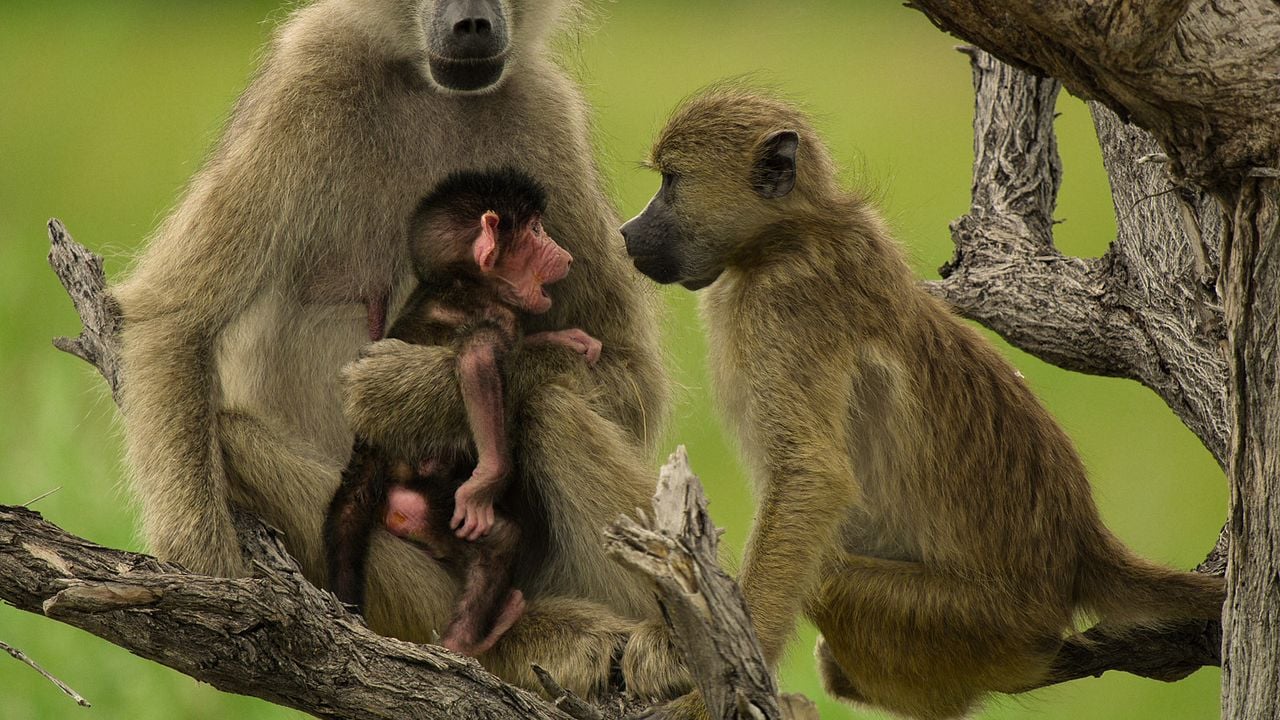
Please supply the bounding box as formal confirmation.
[412,167,549,241]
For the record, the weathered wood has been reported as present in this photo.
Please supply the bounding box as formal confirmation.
[1220,176,1280,720]
[605,448,784,720]
[48,219,121,402]
[907,0,1280,186]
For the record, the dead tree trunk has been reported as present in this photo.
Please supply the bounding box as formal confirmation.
[909,2,1280,717]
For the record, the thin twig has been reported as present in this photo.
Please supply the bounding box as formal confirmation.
[22,487,63,508]
[1,639,91,708]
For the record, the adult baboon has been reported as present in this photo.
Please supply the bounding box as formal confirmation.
[115,0,673,696]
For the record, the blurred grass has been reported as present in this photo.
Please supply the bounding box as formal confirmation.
[0,2,1224,719]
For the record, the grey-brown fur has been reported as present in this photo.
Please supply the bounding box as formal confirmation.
[114,0,678,698]
[621,87,1225,719]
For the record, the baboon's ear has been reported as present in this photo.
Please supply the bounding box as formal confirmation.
[751,130,799,199]
[474,211,501,271]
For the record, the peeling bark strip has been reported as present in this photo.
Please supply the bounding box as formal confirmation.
[605,448,783,720]
[1220,177,1280,720]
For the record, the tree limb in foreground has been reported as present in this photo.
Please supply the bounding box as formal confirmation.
[0,504,575,720]
[606,447,798,720]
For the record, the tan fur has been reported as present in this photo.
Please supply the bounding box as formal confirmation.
[641,88,1224,719]
[114,0,675,695]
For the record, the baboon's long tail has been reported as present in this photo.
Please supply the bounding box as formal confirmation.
[1077,528,1224,624]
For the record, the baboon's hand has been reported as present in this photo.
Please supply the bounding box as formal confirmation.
[452,472,502,541]
[525,328,603,366]
[558,328,603,366]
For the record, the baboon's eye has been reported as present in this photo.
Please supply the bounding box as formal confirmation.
[660,172,678,201]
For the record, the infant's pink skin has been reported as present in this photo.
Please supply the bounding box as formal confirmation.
[385,485,429,540]
[441,589,526,657]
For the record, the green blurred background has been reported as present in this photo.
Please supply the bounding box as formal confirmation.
[0,1,1225,718]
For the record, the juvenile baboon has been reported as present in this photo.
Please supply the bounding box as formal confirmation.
[620,87,1225,719]
[114,0,675,696]
[325,168,604,656]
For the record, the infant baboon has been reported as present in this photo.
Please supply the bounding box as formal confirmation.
[621,87,1224,719]
[325,169,602,656]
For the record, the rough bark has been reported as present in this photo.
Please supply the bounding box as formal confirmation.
[908,2,1280,718]
[925,49,1228,465]
[1220,177,1280,720]
[907,0,1280,186]
[48,219,121,402]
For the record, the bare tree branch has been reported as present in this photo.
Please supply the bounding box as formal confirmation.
[48,219,121,402]
[0,504,575,720]
[606,448,784,720]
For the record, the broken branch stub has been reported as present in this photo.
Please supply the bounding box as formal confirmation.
[605,447,785,720]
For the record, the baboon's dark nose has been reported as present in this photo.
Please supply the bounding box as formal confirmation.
[453,17,492,36]
[443,0,506,59]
